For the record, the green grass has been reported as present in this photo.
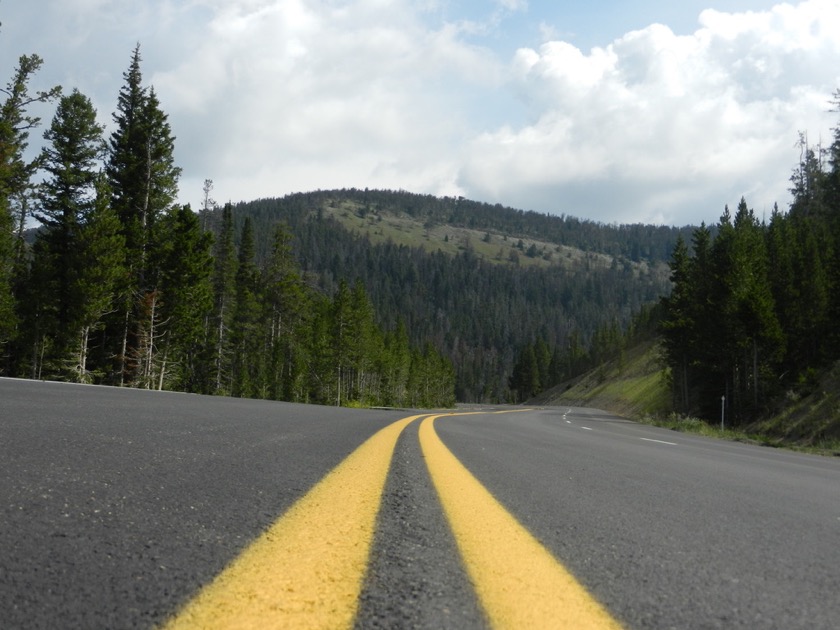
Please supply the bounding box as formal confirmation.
[638,413,840,455]
[540,340,671,419]
[322,199,631,272]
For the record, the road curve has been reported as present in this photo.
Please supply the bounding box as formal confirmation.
[3,379,840,628]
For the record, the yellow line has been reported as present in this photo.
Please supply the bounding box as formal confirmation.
[161,414,424,630]
[419,413,623,629]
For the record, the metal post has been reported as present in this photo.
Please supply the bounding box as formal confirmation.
[721,395,725,431]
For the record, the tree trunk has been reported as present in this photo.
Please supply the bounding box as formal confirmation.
[78,325,90,382]
[119,307,130,386]
[158,345,168,391]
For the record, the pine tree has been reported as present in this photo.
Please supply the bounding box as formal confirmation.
[330,279,355,406]
[349,280,383,404]
[308,295,335,404]
[139,86,180,244]
[822,91,840,357]
[107,44,148,272]
[509,343,539,402]
[155,204,213,391]
[0,186,14,364]
[70,177,126,382]
[688,222,722,414]
[230,217,262,397]
[381,320,411,406]
[105,44,182,385]
[32,89,107,377]
[661,234,695,411]
[0,51,61,367]
[210,203,237,394]
[728,198,782,414]
[534,337,552,393]
[262,223,309,400]
[789,133,827,219]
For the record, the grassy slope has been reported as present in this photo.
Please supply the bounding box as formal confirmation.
[533,339,671,419]
[322,198,661,276]
[537,339,840,456]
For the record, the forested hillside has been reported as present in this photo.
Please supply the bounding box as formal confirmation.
[220,192,675,401]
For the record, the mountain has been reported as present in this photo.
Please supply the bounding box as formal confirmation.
[218,189,688,402]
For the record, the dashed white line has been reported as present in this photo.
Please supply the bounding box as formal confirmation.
[640,437,677,446]
[580,427,593,431]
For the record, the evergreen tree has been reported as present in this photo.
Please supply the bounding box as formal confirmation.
[349,280,383,404]
[32,89,106,376]
[0,50,61,367]
[107,44,148,272]
[727,198,783,415]
[789,133,827,219]
[0,183,14,364]
[330,279,355,406]
[825,90,840,355]
[230,217,262,397]
[199,178,217,231]
[209,202,237,394]
[155,204,213,391]
[509,343,539,402]
[381,320,411,406]
[262,223,309,400]
[105,44,182,385]
[70,177,126,382]
[534,337,552,392]
[139,86,180,241]
[660,234,695,411]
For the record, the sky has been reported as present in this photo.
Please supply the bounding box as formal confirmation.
[2,0,840,227]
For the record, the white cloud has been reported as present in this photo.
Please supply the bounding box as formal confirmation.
[154,0,500,204]
[458,0,840,225]
[4,0,840,225]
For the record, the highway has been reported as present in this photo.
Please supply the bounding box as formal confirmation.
[2,378,839,628]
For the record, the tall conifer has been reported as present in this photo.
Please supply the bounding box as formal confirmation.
[230,218,261,397]
[105,44,181,385]
[210,203,237,393]
[0,50,60,367]
[156,204,213,391]
[33,89,107,376]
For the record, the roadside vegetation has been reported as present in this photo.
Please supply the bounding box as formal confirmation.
[540,336,840,456]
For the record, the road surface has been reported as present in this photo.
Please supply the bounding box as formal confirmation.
[2,378,839,628]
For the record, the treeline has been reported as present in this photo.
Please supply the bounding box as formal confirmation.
[0,45,455,407]
[219,195,671,402]
[661,110,840,424]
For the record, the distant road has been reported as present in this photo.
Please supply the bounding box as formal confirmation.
[2,378,840,628]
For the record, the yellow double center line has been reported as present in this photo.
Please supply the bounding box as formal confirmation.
[162,413,622,629]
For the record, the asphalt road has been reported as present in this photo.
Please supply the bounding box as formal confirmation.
[2,378,840,628]
[436,407,840,628]
[0,378,404,628]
